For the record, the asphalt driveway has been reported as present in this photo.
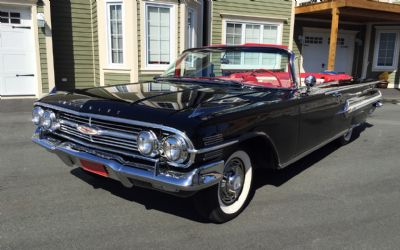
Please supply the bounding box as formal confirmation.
[0,100,399,249]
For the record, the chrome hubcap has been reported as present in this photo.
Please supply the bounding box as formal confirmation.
[219,158,245,205]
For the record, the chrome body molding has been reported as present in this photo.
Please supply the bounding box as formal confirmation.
[34,102,237,168]
[344,91,382,114]
[195,140,239,154]
[32,132,225,193]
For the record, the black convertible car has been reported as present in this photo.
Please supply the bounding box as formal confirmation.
[32,44,382,223]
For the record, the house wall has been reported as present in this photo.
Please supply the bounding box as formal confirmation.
[210,0,293,46]
[104,72,130,85]
[51,0,99,90]
[136,0,202,83]
[365,24,400,88]
[293,19,366,77]
[37,4,49,93]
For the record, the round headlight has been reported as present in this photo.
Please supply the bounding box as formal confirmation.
[41,111,58,131]
[137,131,159,157]
[32,106,44,125]
[162,135,188,164]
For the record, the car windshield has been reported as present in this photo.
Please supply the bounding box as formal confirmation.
[161,46,295,89]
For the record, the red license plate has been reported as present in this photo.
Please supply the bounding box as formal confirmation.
[80,159,108,177]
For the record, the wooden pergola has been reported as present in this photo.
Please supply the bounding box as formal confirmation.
[296,0,400,71]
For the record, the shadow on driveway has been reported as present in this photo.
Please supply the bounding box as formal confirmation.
[70,123,371,223]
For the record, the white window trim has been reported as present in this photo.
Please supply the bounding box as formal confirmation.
[186,7,197,49]
[221,18,284,70]
[144,2,176,71]
[372,28,400,72]
[106,0,125,68]
[222,18,284,45]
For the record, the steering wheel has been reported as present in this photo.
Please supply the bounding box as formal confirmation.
[249,69,283,87]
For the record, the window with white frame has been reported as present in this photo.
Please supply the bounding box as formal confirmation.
[146,4,175,67]
[186,8,196,49]
[225,21,282,69]
[373,29,400,71]
[107,2,124,65]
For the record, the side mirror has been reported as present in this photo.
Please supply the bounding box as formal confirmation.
[304,75,316,89]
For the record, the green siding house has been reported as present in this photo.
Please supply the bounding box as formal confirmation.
[50,0,294,91]
[0,0,295,97]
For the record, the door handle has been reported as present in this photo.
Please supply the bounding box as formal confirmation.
[12,26,31,29]
[16,74,35,77]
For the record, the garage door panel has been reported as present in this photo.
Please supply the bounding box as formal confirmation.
[302,30,355,75]
[2,75,35,95]
[0,30,29,50]
[2,53,32,73]
[0,6,36,96]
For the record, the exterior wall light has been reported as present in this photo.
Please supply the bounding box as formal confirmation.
[37,13,45,28]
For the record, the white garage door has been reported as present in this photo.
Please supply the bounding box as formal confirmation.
[0,6,36,96]
[302,29,356,74]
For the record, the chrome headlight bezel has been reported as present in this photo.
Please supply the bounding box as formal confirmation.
[162,135,189,164]
[137,130,159,157]
[41,110,59,131]
[32,106,44,126]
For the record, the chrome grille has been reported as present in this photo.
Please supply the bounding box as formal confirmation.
[58,112,141,153]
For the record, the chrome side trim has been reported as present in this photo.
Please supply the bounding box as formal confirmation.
[344,91,382,114]
[195,140,238,154]
[323,81,381,95]
[279,129,349,168]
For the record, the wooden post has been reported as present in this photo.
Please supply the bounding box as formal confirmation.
[328,7,340,71]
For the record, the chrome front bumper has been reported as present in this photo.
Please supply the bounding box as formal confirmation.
[32,133,225,194]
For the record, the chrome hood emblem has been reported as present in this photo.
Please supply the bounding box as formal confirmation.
[77,125,100,136]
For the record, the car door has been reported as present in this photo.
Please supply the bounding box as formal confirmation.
[297,88,347,154]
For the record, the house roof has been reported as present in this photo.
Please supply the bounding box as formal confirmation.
[296,0,400,22]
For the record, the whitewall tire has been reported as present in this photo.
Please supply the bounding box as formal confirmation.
[193,149,254,223]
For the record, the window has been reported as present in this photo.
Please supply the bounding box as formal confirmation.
[186,8,196,49]
[149,82,171,92]
[107,2,124,65]
[146,4,175,68]
[225,22,281,45]
[224,21,282,68]
[373,29,400,71]
[304,36,323,44]
[0,11,21,24]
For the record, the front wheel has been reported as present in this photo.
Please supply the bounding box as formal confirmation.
[193,150,254,223]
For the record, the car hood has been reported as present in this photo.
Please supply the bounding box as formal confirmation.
[38,81,291,132]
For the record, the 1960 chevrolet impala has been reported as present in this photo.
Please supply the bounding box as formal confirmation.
[32,44,382,223]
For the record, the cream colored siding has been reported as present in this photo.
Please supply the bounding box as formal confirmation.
[37,5,49,93]
[91,0,100,85]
